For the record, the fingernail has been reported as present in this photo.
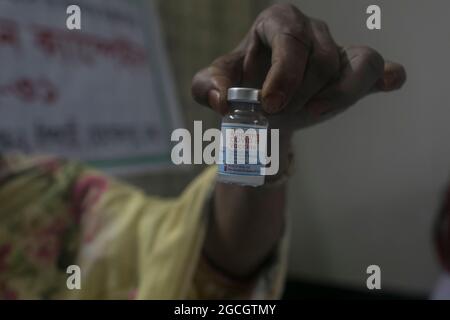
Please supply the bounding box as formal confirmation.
[263,92,286,113]
[208,90,221,110]
[383,72,399,89]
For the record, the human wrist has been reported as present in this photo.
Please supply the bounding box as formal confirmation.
[264,128,294,184]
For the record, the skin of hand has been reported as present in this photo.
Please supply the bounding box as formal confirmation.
[191,3,407,279]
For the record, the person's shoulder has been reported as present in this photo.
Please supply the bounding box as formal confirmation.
[0,153,82,178]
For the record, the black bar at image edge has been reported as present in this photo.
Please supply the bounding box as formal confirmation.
[0,300,443,318]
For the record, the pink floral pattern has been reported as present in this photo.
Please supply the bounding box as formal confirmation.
[0,155,106,299]
[0,244,12,273]
[71,175,108,223]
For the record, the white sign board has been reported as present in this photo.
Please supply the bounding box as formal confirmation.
[0,0,182,174]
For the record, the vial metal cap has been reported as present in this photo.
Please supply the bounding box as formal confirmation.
[227,87,261,103]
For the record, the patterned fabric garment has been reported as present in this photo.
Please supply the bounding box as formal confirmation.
[0,154,286,299]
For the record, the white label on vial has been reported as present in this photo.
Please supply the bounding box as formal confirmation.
[218,123,267,176]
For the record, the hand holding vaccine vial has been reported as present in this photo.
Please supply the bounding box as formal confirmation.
[218,88,268,187]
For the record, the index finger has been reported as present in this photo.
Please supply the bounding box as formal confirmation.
[254,4,312,113]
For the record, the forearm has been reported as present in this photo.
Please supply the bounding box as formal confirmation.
[204,133,292,278]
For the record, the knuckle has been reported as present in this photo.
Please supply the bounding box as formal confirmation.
[312,19,330,34]
[262,3,310,37]
[285,22,310,41]
[276,22,312,51]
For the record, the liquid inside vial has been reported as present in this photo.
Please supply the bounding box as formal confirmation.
[218,88,268,187]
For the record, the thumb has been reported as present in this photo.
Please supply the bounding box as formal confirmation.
[191,51,245,115]
[374,61,407,92]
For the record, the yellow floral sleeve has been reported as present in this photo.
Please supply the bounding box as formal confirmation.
[0,154,286,299]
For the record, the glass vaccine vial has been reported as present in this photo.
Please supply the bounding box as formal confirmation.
[218,87,268,187]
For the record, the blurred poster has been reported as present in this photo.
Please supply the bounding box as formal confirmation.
[0,0,182,174]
